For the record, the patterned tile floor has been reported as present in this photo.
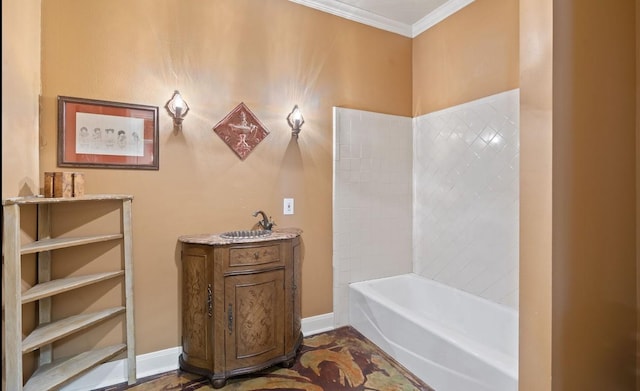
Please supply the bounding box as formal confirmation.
[100,326,433,391]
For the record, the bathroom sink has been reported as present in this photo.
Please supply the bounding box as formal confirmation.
[220,230,272,239]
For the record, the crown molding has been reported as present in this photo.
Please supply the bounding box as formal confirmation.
[289,0,413,38]
[412,0,476,37]
[289,0,475,38]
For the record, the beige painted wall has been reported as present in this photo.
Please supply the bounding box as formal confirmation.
[637,1,640,387]
[2,0,42,383]
[1,0,41,199]
[412,0,519,116]
[552,1,637,388]
[519,0,638,390]
[519,0,553,388]
[32,0,412,356]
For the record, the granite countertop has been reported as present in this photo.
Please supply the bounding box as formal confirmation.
[178,227,302,245]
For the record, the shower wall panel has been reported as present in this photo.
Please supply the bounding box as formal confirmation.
[413,89,520,308]
[333,107,413,327]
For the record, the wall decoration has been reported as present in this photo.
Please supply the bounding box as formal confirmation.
[213,102,269,160]
[58,96,159,170]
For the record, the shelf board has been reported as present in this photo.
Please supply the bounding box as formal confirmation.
[22,271,125,304]
[2,194,133,206]
[21,233,123,255]
[23,344,127,391]
[22,307,125,354]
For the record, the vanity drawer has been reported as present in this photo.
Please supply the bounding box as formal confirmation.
[226,243,283,272]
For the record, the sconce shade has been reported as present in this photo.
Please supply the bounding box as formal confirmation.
[165,90,189,130]
[287,105,304,137]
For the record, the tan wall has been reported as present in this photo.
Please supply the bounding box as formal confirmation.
[30,0,412,355]
[518,0,553,388]
[520,0,638,390]
[637,1,640,387]
[412,0,519,116]
[1,0,41,199]
[552,1,637,388]
[2,0,42,383]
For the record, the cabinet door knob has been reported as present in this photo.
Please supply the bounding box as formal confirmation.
[253,252,260,260]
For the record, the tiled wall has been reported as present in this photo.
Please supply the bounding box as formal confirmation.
[332,107,413,327]
[333,89,519,324]
[413,89,520,308]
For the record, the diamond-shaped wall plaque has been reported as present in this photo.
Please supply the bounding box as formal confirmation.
[213,102,269,160]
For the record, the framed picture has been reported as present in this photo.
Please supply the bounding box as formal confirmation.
[58,96,159,170]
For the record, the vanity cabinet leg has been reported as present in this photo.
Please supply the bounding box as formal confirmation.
[211,378,227,389]
[281,358,296,368]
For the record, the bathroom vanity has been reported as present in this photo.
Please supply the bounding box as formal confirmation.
[178,228,302,388]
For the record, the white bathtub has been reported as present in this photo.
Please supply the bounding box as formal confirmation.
[349,273,518,391]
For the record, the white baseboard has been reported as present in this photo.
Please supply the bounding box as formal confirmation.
[60,313,334,391]
[301,312,334,335]
[60,346,181,391]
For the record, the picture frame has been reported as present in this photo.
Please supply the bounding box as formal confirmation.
[58,96,159,170]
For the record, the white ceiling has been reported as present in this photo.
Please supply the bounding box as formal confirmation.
[332,0,450,25]
[289,0,475,37]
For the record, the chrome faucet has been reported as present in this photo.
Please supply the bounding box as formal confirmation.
[253,210,275,231]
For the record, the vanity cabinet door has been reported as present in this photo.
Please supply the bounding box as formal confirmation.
[224,269,285,371]
[182,245,214,370]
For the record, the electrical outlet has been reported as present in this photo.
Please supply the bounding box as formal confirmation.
[284,198,294,215]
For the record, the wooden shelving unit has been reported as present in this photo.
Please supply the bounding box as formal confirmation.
[2,194,136,391]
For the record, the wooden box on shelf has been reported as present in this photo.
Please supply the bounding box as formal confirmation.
[72,172,85,196]
[44,171,85,197]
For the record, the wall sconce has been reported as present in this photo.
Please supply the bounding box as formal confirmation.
[165,90,189,131]
[287,105,304,138]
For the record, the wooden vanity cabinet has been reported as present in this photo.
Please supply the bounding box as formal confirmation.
[180,235,302,388]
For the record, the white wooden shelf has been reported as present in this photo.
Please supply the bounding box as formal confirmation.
[2,194,134,205]
[2,194,136,390]
[21,234,124,254]
[23,344,126,391]
[22,307,125,353]
[22,271,124,304]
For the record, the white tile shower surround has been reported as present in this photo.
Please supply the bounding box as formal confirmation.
[333,88,520,326]
[413,89,520,309]
[333,107,414,327]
